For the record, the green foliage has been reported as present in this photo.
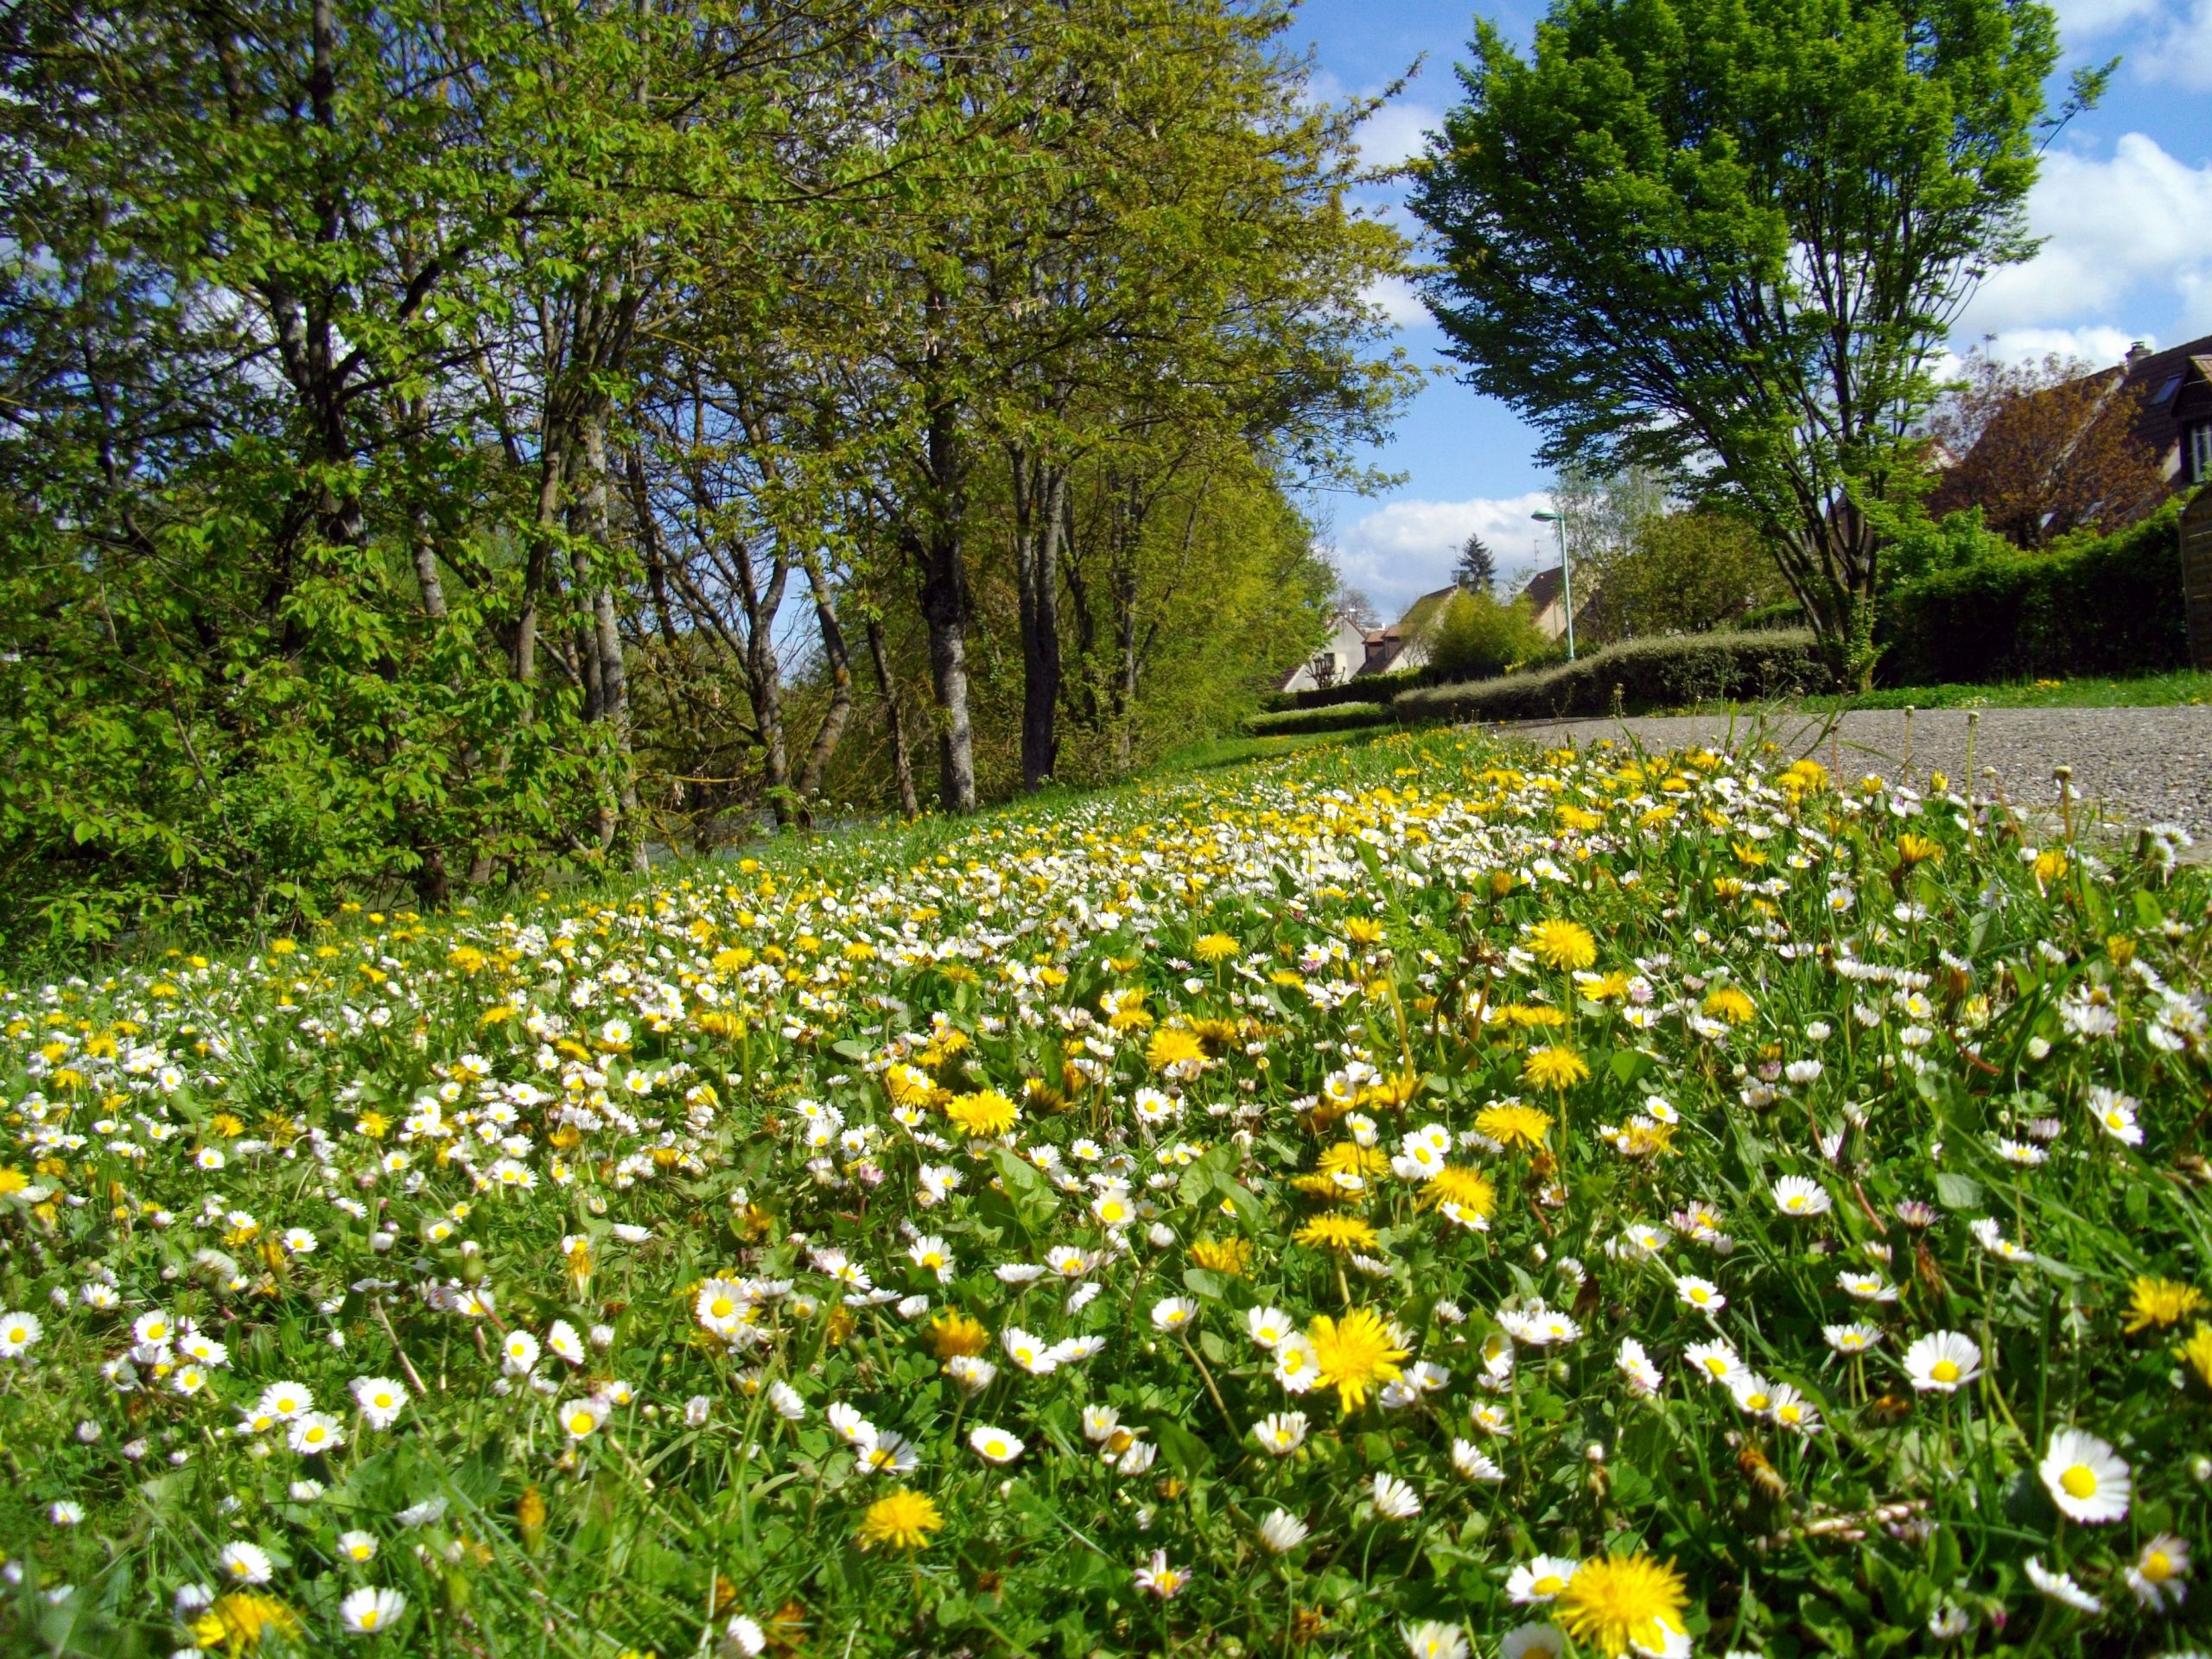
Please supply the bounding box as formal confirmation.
[1411,0,2064,663]
[3,723,2209,1657]
[1238,701,1390,737]
[1878,496,2195,685]
[1580,510,1790,643]
[1394,628,1832,722]
[0,0,1411,946]
[1422,589,1552,682]
[1875,505,2016,589]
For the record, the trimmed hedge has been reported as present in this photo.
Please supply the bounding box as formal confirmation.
[1392,629,1833,725]
[1241,702,1391,737]
[1876,499,2191,685]
[1262,665,1429,714]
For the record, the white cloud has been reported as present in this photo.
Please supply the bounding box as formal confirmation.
[1320,493,1558,617]
[1355,100,1443,169]
[1936,325,2146,381]
[1955,133,2212,340]
[2049,0,2163,35]
[2145,0,2212,86]
[1361,275,1432,329]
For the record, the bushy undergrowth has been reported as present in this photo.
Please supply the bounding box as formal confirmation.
[1877,500,2193,686]
[1395,631,1832,725]
[1243,702,1394,737]
[1,728,2209,1659]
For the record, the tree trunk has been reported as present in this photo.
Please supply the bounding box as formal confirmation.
[793,546,854,807]
[911,340,976,814]
[579,417,646,868]
[1011,447,1066,790]
[918,536,976,814]
[864,613,920,818]
[513,427,570,684]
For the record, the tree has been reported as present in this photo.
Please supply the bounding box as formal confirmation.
[1453,532,1497,594]
[1579,510,1789,642]
[1334,586,1382,630]
[1410,0,2086,685]
[1925,347,2166,548]
[1425,588,1548,678]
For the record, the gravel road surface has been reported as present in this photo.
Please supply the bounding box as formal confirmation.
[1491,706,2212,843]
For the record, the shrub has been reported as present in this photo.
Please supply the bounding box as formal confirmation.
[1240,702,1391,736]
[1877,495,2193,685]
[1393,629,1832,724]
[1424,589,1550,681]
[1264,667,1427,713]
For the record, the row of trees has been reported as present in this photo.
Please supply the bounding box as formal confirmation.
[0,0,1413,944]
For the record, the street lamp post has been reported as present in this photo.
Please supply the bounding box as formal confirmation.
[1532,509,1573,661]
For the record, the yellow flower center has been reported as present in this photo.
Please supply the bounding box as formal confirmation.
[2145,1551,2173,1580]
[1534,1574,1567,1596]
[2061,1465,2098,1500]
[1930,1360,1959,1382]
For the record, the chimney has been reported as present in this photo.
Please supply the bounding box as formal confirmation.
[2126,340,2150,368]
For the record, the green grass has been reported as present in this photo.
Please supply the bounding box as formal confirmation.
[1802,667,2212,712]
[1141,721,1387,776]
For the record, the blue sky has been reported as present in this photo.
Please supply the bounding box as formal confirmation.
[1287,0,2212,615]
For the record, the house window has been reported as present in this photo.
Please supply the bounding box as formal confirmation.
[2193,423,2212,484]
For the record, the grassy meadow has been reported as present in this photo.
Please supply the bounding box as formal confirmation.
[1,727,2209,1659]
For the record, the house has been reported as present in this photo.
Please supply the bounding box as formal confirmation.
[1516,566,1580,642]
[1353,586,1459,678]
[2139,338,2212,488]
[1932,334,2212,531]
[1276,611,1373,693]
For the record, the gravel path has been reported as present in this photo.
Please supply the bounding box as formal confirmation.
[1489,706,2212,844]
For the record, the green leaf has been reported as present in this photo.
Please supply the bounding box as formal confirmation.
[1933,1172,1983,1210]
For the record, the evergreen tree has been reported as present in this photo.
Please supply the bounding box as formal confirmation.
[1454,532,1497,595]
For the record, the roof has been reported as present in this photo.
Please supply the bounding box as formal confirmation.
[2129,337,2212,453]
[1929,334,2212,532]
[1519,567,1565,613]
[1390,585,1459,642]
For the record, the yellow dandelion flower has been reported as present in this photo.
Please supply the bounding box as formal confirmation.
[2178,1323,2212,1389]
[1147,1027,1206,1072]
[1315,1142,1389,1180]
[190,1593,302,1651]
[1475,1102,1551,1152]
[856,1489,944,1551]
[1503,1004,1569,1028]
[1307,1306,1410,1414]
[1555,1553,1691,1659]
[928,1312,989,1360]
[1522,1045,1591,1091]
[2033,849,2069,887]
[1188,1237,1252,1277]
[1420,1165,1497,1217]
[2126,1277,2207,1334]
[1294,1213,1381,1253]
[1896,834,1943,868]
[884,1064,937,1109]
[1194,933,1242,963]
[1702,985,1756,1025]
[945,1090,1019,1138]
[1529,919,1597,971]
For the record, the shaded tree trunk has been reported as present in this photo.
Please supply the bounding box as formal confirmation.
[793,545,854,805]
[865,613,920,818]
[1010,446,1066,790]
